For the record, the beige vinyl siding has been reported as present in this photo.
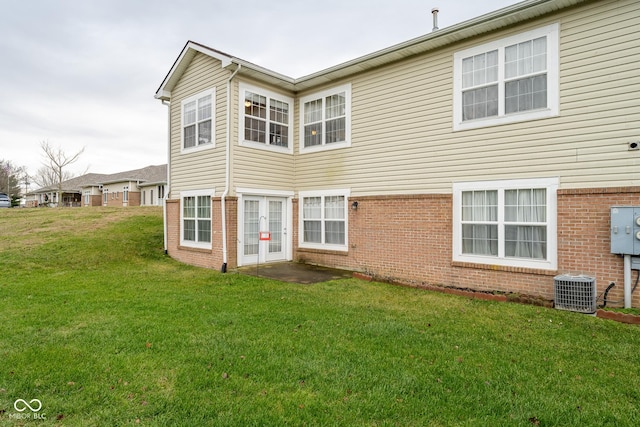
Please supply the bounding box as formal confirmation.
[230,78,295,194]
[169,53,230,195]
[294,0,640,195]
[232,146,295,192]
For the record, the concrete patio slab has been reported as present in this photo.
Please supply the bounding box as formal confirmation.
[236,262,353,284]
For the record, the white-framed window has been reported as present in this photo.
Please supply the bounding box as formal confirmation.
[181,89,215,151]
[103,190,108,205]
[180,189,214,249]
[299,84,351,153]
[84,191,90,205]
[239,83,294,154]
[298,189,350,251]
[123,186,129,203]
[452,178,558,270]
[453,24,559,131]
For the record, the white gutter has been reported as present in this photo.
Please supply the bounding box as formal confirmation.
[162,100,171,254]
[220,64,241,272]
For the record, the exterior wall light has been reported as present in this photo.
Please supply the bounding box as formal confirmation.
[351,201,358,210]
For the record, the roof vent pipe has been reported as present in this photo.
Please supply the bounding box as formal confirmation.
[431,7,439,31]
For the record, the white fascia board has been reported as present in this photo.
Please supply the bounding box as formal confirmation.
[155,41,233,100]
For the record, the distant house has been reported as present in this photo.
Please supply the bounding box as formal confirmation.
[82,182,104,207]
[95,165,167,208]
[139,180,167,207]
[155,0,640,307]
[28,173,111,208]
[29,165,167,208]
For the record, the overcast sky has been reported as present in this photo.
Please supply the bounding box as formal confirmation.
[0,0,520,187]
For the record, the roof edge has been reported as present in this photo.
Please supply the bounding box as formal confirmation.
[156,0,589,96]
[155,41,234,100]
[292,0,587,90]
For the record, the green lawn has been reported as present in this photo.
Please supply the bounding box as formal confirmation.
[0,207,639,426]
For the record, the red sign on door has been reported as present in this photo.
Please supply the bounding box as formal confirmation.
[259,231,271,241]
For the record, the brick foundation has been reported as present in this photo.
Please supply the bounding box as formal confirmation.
[165,188,640,307]
[128,192,141,207]
[165,197,237,270]
[556,187,640,308]
[295,189,640,307]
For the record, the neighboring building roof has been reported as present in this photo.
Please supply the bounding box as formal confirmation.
[155,0,588,99]
[33,173,111,193]
[31,165,167,194]
[98,164,168,186]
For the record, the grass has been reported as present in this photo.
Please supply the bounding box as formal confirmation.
[1,207,639,426]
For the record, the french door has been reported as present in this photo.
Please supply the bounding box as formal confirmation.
[241,196,287,264]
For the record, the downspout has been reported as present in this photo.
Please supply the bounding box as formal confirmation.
[624,254,632,308]
[162,99,171,254]
[221,63,241,273]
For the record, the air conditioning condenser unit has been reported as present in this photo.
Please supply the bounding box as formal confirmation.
[553,275,597,314]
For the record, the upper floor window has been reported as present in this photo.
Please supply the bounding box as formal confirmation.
[182,89,215,151]
[452,178,558,270]
[239,83,293,153]
[299,84,351,153]
[453,24,559,131]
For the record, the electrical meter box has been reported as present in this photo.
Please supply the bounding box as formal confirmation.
[610,206,640,255]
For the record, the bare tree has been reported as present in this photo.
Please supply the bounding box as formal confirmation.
[0,160,23,198]
[32,165,63,188]
[40,141,85,207]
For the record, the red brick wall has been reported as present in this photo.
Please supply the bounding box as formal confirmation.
[104,192,141,207]
[128,192,141,207]
[295,194,453,283]
[164,188,640,307]
[106,193,120,207]
[293,189,640,307]
[211,197,237,270]
[556,187,640,308]
[165,197,237,271]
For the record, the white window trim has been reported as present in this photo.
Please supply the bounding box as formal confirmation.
[298,189,350,251]
[180,189,214,250]
[299,83,352,154]
[452,178,558,270]
[453,23,559,131]
[236,187,295,198]
[181,88,216,153]
[238,83,294,154]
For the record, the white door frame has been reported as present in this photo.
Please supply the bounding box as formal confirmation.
[236,188,294,266]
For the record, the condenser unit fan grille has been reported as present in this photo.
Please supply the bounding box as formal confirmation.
[554,275,597,314]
